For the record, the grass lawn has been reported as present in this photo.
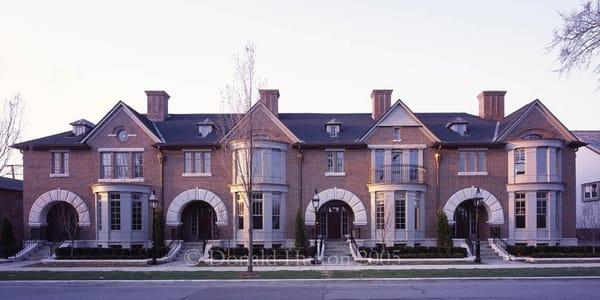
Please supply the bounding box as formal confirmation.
[1,267,600,280]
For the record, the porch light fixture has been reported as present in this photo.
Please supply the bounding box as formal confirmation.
[473,187,484,263]
[149,189,159,265]
[312,189,320,264]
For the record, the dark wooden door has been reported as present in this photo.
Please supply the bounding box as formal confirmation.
[182,202,213,241]
[455,206,470,239]
[327,209,341,239]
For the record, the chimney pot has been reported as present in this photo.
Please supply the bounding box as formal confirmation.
[478,90,506,121]
[371,89,392,120]
[259,89,280,115]
[145,90,170,122]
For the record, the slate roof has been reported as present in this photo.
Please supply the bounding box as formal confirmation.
[0,177,23,192]
[11,98,578,149]
[573,131,600,154]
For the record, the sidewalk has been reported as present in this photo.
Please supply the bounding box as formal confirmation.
[3,259,600,272]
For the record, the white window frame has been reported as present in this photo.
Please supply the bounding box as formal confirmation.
[515,148,526,175]
[515,192,526,229]
[583,182,599,201]
[326,149,345,176]
[458,149,487,176]
[393,127,401,141]
[50,151,69,177]
[182,150,211,177]
[375,192,385,230]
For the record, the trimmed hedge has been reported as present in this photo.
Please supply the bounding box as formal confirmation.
[506,245,600,258]
[358,246,467,259]
[55,247,169,260]
[210,247,316,260]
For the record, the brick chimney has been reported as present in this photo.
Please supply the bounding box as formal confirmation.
[145,90,170,122]
[259,89,280,115]
[371,89,392,120]
[477,91,506,121]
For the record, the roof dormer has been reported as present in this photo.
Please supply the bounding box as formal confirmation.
[70,119,94,136]
[446,117,468,136]
[325,118,342,138]
[197,118,215,138]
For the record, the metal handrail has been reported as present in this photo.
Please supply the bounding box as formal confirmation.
[369,164,426,184]
[465,237,474,256]
[349,234,361,258]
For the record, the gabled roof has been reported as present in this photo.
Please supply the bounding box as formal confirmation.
[80,101,163,144]
[416,112,497,145]
[69,119,95,127]
[573,131,600,154]
[12,130,90,150]
[0,177,22,192]
[495,99,581,144]
[280,113,374,145]
[359,100,440,143]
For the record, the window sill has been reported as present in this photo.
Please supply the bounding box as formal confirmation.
[98,178,145,183]
[583,197,600,202]
[458,172,488,176]
[49,173,69,178]
[325,172,346,177]
[393,139,402,142]
[182,173,212,177]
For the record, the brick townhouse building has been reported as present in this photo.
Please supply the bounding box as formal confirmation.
[12,89,584,249]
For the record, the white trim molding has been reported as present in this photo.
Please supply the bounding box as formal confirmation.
[304,187,367,226]
[29,188,91,227]
[166,188,228,226]
[97,147,145,152]
[368,144,428,149]
[443,187,505,225]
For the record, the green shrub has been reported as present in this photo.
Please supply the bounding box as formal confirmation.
[506,245,600,258]
[0,218,17,258]
[55,247,169,260]
[209,247,316,260]
[358,245,467,259]
[436,211,453,250]
[294,211,309,249]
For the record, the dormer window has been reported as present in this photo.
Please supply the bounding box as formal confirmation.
[198,118,215,138]
[446,117,468,136]
[70,119,94,136]
[325,118,341,138]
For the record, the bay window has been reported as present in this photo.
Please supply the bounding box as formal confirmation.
[394,191,406,230]
[536,191,547,229]
[131,193,142,231]
[252,193,263,230]
[272,193,281,230]
[515,192,526,229]
[110,193,121,230]
[375,192,385,230]
[515,149,526,175]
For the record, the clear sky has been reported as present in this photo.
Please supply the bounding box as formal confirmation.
[0,0,598,146]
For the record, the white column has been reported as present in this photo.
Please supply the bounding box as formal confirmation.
[406,191,416,246]
[384,191,395,247]
[263,192,273,248]
[508,192,515,242]
[525,191,537,244]
[548,192,557,243]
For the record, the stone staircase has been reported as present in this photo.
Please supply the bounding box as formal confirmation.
[174,242,205,262]
[25,243,52,260]
[322,240,353,265]
[477,240,502,261]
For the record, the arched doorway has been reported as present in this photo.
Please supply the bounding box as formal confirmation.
[454,200,489,239]
[317,200,354,240]
[46,202,79,242]
[181,201,216,241]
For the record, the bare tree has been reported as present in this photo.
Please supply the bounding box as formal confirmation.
[578,203,600,253]
[0,94,23,177]
[549,1,600,81]
[50,203,80,256]
[375,204,395,254]
[219,41,266,273]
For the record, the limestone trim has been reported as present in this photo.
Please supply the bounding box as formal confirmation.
[443,187,505,225]
[166,188,228,226]
[29,188,91,227]
[304,187,367,226]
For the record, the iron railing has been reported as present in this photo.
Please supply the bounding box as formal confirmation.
[369,164,426,184]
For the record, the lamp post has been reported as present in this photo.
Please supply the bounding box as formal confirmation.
[149,190,159,265]
[473,187,483,263]
[312,189,320,264]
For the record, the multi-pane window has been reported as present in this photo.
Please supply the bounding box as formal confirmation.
[415,198,420,230]
[515,149,526,175]
[536,191,547,229]
[326,124,340,137]
[110,193,121,230]
[374,149,385,181]
[252,193,263,230]
[100,152,144,179]
[391,151,402,181]
[96,194,102,230]
[515,192,526,229]
[409,149,419,180]
[236,193,244,230]
[555,148,561,175]
[272,193,281,230]
[132,152,143,178]
[375,192,385,230]
[393,127,401,141]
[131,193,142,231]
[394,191,406,229]
[115,152,129,178]
[51,152,69,175]
[327,151,344,173]
[458,150,486,173]
[184,151,211,174]
[584,183,599,200]
[271,149,282,180]
[536,147,549,178]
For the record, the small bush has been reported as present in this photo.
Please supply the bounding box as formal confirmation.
[209,247,316,260]
[506,245,600,258]
[358,246,467,259]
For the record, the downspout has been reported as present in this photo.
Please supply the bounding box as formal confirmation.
[297,144,304,212]
[434,145,441,211]
[157,146,166,209]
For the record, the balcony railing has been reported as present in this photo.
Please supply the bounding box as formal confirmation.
[369,164,426,184]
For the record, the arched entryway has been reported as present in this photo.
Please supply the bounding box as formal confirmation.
[454,200,489,239]
[317,200,354,240]
[46,202,79,242]
[180,201,217,241]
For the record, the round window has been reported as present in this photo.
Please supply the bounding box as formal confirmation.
[117,130,128,142]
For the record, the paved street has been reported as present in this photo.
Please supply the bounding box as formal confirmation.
[0,279,599,300]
